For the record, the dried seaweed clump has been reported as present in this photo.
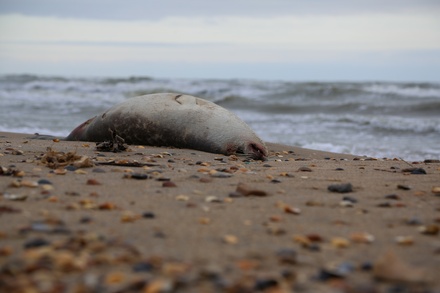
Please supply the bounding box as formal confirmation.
[39,147,93,169]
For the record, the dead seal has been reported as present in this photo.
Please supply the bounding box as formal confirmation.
[66,93,268,160]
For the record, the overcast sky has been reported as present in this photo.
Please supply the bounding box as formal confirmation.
[1,0,439,81]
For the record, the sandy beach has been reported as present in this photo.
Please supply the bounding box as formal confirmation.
[0,131,439,292]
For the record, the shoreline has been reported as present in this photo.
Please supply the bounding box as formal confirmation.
[1,131,439,292]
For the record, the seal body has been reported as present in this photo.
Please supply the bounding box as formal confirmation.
[66,93,267,160]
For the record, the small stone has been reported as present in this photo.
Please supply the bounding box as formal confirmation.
[276,248,297,265]
[339,200,354,207]
[418,225,439,235]
[328,183,353,193]
[298,166,312,172]
[163,181,177,187]
[142,212,156,219]
[54,168,67,175]
[331,237,350,248]
[342,196,358,203]
[432,186,440,196]
[24,237,51,249]
[384,194,400,200]
[205,196,221,203]
[3,193,27,201]
[210,172,233,178]
[397,184,411,190]
[38,179,52,185]
[92,168,106,173]
[236,182,268,197]
[395,236,414,245]
[350,232,375,243]
[120,211,140,223]
[223,234,238,244]
[124,173,149,180]
[86,179,101,185]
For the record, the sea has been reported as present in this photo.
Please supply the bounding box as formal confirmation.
[1,74,439,161]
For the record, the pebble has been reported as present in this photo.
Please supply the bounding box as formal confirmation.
[418,225,439,235]
[276,248,297,265]
[397,184,411,190]
[92,168,106,173]
[86,179,101,185]
[24,238,51,249]
[432,186,440,196]
[328,183,353,193]
[124,173,149,180]
[142,212,156,219]
[342,196,358,203]
[395,236,414,245]
[350,232,375,243]
[210,172,233,178]
[298,166,312,172]
[163,181,177,187]
[384,194,400,200]
[223,234,238,245]
[37,179,52,185]
[3,193,28,201]
[235,182,268,197]
[331,237,350,248]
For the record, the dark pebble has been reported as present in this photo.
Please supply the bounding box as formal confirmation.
[130,173,149,180]
[253,278,278,291]
[384,194,400,200]
[316,269,345,281]
[402,168,427,174]
[156,177,171,181]
[228,191,244,198]
[377,202,392,208]
[37,179,52,185]
[335,168,344,171]
[65,191,80,196]
[307,243,321,252]
[410,168,426,175]
[271,179,282,183]
[328,183,353,193]
[24,238,51,249]
[65,165,77,171]
[142,212,156,219]
[397,184,411,190]
[132,261,154,272]
[0,205,21,214]
[298,166,312,172]
[80,216,93,224]
[360,262,373,271]
[276,248,297,265]
[263,164,272,167]
[424,159,440,163]
[92,168,106,173]
[405,217,422,225]
[342,196,358,203]
[168,159,175,163]
[162,181,177,187]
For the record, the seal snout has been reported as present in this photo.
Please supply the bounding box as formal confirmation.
[247,142,268,161]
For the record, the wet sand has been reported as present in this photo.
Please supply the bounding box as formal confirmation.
[0,131,439,292]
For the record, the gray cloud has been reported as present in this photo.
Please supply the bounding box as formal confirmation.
[1,0,439,20]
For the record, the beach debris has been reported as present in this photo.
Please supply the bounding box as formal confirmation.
[327,183,353,193]
[95,131,127,152]
[298,166,312,172]
[234,182,268,197]
[373,250,430,283]
[39,147,93,169]
[276,201,301,215]
[0,166,24,177]
[432,186,440,196]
